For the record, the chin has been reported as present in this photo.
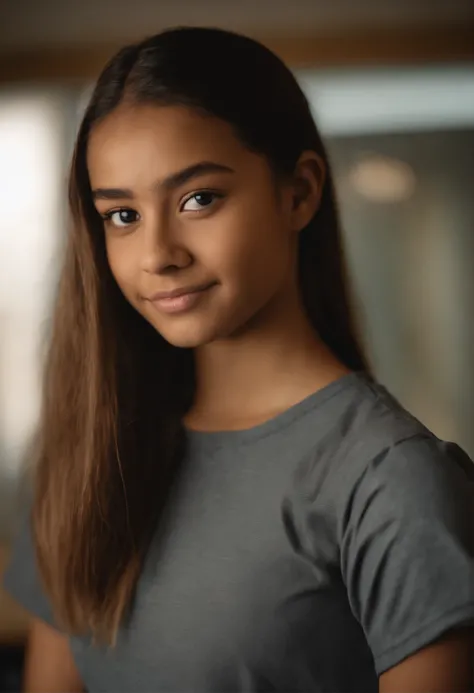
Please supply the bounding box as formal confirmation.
[145,303,246,348]
[157,321,224,349]
[163,333,210,349]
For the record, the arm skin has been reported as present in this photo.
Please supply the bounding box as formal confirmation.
[379,628,473,693]
[22,618,85,693]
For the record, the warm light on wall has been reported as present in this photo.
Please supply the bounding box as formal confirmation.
[348,154,417,203]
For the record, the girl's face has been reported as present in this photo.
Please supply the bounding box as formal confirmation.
[87,104,320,347]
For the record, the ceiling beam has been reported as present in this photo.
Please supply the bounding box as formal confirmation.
[0,24,473,84]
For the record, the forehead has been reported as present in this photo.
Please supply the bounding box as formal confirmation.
[87,104,247,185]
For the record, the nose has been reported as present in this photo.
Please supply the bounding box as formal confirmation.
[140,220,192,275]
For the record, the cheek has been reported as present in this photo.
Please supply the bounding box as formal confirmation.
[218,214,292,294]
[207,196,290,273]
[106,241,139,306]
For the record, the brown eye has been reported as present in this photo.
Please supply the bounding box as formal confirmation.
[181,191,220,212]
[102,208,140,228]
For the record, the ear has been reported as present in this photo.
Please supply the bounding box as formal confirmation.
[289,151,326,232]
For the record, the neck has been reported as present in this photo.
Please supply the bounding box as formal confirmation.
[187,284,350,431]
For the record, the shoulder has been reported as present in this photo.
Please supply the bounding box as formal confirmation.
[335,376,473,524]
[298,374,474,675]
[289,372,474,535]
[293,372,473,505]
[309,373,474,511]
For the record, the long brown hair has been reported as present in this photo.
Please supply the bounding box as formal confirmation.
[31,27,369,646]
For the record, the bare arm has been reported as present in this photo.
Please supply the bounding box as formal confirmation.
[379,628,473,693]
[23,618,85,693]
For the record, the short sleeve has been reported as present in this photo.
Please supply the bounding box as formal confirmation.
[339,435,474,675]
[2,508,58,629]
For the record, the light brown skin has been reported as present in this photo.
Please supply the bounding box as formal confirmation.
[23,620,84,692]
[24,103,472,691]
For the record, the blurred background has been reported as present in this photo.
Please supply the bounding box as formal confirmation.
[0,0,473,688]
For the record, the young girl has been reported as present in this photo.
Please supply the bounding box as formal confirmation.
[3,27,474,693]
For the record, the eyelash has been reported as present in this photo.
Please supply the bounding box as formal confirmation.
[180,189,224,212]
[100,208,138,228]
[100,190,224,229]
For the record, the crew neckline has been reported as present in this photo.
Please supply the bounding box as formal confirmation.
[184,370,368,449]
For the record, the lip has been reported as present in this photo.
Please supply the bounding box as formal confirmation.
[148,282,215,301]
[147,282,216,315]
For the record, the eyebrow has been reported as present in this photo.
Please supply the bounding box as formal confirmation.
[91,161,235,201]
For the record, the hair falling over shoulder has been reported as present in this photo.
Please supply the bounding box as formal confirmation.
[31,26,369,647]
[33,138,191,646]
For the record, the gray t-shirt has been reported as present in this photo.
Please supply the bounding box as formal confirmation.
[4,371,474,692]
